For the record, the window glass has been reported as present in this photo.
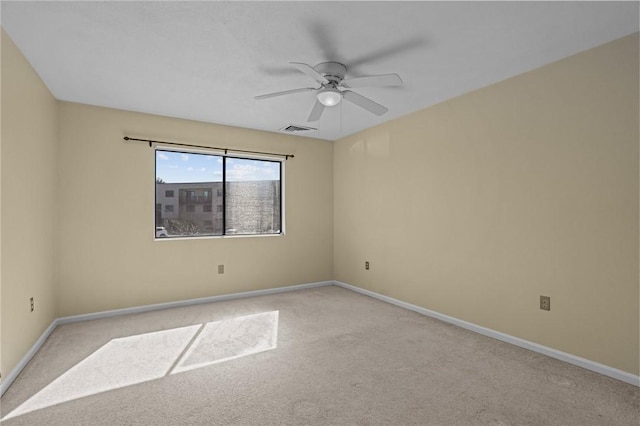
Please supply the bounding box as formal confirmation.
[155,150,223,237]
[225,157,281,235]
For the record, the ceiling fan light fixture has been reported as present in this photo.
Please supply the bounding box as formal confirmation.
[317,88,342,107]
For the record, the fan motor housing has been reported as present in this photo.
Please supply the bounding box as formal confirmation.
[314,61,347,84]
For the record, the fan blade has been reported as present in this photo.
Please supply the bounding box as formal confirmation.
[255,87,316,100]
[342,73,403,89]
[347,38,426,69]
[290,62,329,85]
[309,22,344,65]
[307,100,325,122]
[342,90,388,116]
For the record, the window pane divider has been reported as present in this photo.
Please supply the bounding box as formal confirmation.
[222,156,227,236]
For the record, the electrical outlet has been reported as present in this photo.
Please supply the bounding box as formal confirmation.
[540,295,550,311]
[218,264,224,274]
[365,261,370,270]
[30,297,34,312]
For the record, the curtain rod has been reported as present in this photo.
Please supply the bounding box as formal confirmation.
[123,136,294,160]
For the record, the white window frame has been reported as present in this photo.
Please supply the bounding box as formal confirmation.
[154,146,285,240]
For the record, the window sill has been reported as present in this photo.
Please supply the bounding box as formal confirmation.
[154,233,284,241]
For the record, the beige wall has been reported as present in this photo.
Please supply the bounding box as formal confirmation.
[334,34,639,375]
[2,25,638,382]
[1,30,59,378]
[56,102,333,317]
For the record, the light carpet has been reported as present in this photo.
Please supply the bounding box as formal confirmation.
[1,285,638,425]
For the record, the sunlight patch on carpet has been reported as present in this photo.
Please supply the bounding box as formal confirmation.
[2,311,279,420]
[172,311,279,374]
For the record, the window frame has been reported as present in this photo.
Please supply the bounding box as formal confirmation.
[154,147,285,240]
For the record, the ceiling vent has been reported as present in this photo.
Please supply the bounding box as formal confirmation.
[280,124,317,133]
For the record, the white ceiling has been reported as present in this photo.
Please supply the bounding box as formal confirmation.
[2,1,638,141]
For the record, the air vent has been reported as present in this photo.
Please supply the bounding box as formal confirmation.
[280,124,317,133]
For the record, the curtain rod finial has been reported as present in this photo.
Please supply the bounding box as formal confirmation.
[123,136,130,141]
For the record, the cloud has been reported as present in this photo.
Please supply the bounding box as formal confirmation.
[225,160,280,181]
[187,167,194,171]
[200,168,206,172]
[157,152,169,161]
[227,163,260,181]
[181,154,189,162]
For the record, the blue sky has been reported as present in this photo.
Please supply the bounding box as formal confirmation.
[156,150,280,183]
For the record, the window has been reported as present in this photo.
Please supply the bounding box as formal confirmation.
[155,149,282,238]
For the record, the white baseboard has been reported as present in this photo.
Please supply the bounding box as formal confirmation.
[0,320,59,397]
[3,279,637,397]
[0,280,333,396]
[56,281,333,325]
[334,280,639,387]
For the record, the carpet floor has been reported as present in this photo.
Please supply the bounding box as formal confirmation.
[1,285,638,425]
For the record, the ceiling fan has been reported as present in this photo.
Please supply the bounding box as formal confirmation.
[255,61,402,122]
